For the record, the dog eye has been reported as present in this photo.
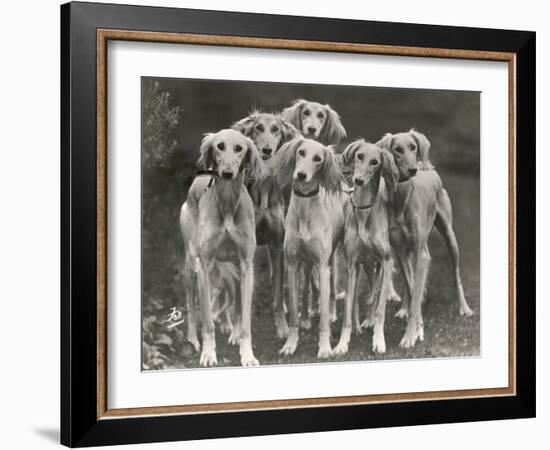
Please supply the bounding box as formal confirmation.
[410,144,417,151]
[234,145,243,153]
[369,159,379,166]
[303,109,311,116]
[271,126,279,133]
[298,149,306,157]
[313,155,322,163]
[394,146,403,154]
[217,142,225,150]
[357,154,364,161]
[256,124,265,133]
[317,112,324,119]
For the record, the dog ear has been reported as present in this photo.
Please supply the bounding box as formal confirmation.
[278,118,299,146]
[272,137,302,188]
[376,133,394,151]
[281,99,306,130]
[242,136,265,181]
[232,113,257,137]
[319,146,344,193]
[320,104,347,146]
[197,133,216,169]
[380,148,399,194]
[409,129,434,169]
[342,139,365,166]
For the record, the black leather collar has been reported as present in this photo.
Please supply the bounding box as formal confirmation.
[351,197,373,210]
[293,184,320,198]
[196,169,218,177]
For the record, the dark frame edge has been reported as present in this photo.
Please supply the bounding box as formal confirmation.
[60,2,72,447]
[514,31,536,418]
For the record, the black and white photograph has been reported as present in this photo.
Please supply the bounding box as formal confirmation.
[141,77,480,369]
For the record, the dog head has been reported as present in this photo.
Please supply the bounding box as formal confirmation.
[343,139,399,194]
[232,112,297,161]
[198,129,263,180]
[377,129,433,181]
[281,99,346,146]
[273,137,342,193]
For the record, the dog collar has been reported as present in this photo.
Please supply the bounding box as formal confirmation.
[351,197,373,210]
[196,169,218,177]
[293,185,320,198]
[196,170,217,193]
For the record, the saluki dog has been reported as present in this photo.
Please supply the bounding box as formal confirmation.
[281,99,347,146]
[273,137,344,358]
[282,99,347,325]
[337,147,402,329]
[232,112,298,338]
[377,129,473,348]
[334,140,398,354]
[179,129,263,366]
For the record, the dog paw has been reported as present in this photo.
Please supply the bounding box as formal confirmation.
[240,345,260,367]
[317,345,333,359]
[275,315,290,339]
[228,330,240,346]
[399,320,423,349]
[219,322,233,336]
[199,349,218,367]
[279,341,297,356]
[399,334,416,349]
[395,307,409,319]
[187,338,201,352]
[335,291,346,301]
[372,332,386,354]
[361,318,374,329]
[388,291,402,303]
[299,317,312,330]
[241,355,260,366]
[279,329,299,356]
[460,304,474,317]
[333,341,349,355]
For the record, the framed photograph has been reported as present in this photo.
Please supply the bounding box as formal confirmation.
[61,1,535,447]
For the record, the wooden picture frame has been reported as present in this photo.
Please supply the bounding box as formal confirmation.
[61,1,535,447]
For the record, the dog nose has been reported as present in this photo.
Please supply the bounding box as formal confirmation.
[221,171,233,179]
[354,177,364,186]
[262,147,272,155]
[307,127,316,135]
[408,168,418,176]
[297,171,307,180]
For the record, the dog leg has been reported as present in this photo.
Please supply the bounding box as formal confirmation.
[372,258,392,353]
[352,284,362,335]
[239,257,259,366]
[185,269,200,352]
[220,308,233,336]
[334,260,358,355]
[318,263,333,359]
[329,256,339,322]
[197,259,217,366]
[271,245,289,338]
[399,246,429,348]
[300,266,312,330]
[228,307,241,346]
[435,189,473,317]
[365,261,379,306]
[394,247,413,319]
[361,267,382,330]
[280,258,300,355]
[387,270,402,303]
